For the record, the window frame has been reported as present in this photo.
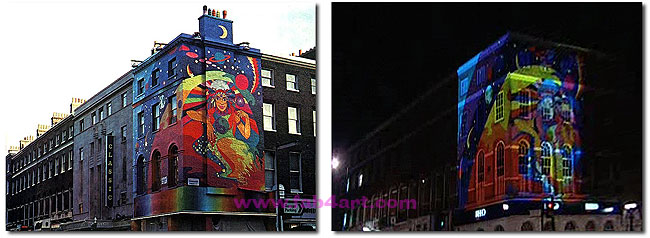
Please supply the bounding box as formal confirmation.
[286,73,298,92]
[289,152,303,193]
[288,106,301,135]
[495,91,504,123]
[541,142,553,176]
[261,69,274,87]
[263,103,275,131]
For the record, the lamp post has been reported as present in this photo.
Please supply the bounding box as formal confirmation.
[274,141,299,231]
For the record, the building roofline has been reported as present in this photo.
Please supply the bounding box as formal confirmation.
[261,53,316,69]
[73,69,134,116]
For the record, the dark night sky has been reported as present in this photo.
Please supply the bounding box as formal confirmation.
[332,3,641,150]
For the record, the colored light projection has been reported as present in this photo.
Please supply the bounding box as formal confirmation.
[133,42,264,216]
[457,33,586,210]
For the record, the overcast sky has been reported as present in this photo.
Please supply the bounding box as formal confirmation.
[0,1,315,157]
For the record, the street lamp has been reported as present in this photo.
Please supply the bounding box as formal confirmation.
[332,157,340,170]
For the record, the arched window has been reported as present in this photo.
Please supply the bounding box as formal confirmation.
[585,221,595,231]
[521,221,533,231]
[562,145,572,177]
[137,155,146,195]
[520,90,531,118]
[151,150,161,191]
[603,221,614,231]
[542,97,554,121]
[496,142,505,177]
[518,140,529,174]
[168,145,179,187]
[541,142,552,175]
[561,99,572,122]
[477,150,485,182]
[494,225,505,231]
[564,221,576,231]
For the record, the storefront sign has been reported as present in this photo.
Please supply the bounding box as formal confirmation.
[105,135,114,207]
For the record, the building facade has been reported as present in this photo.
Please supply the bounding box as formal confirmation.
[454,33,636,231]
[129,7,273,231]
[6,103,78,231]
[62,72,134,230]
[260,53,317,230]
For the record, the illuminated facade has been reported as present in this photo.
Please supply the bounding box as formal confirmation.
[454,33,623,231]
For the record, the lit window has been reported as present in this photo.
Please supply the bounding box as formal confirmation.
[263,103,275,131]
[288,106,300,134]
[541,142,552,175]
[518,140,528,174]
[286,74,298,91]
[542,97,554,121]
[495,91,504,122]
[152,103,160,131]
[289,152,302,192]
[169,95,177,124]
[262,69,274,87]
[358,173,363,188]
[497,142,505,176]
[311,78,316,94]
[562,146,572,177]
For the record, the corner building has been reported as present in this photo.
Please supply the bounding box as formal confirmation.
[455,33,621,231]
[130,9,273,231]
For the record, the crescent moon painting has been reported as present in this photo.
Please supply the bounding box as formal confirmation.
[218,25,228,39]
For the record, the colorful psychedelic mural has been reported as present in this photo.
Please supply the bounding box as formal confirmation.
[133,37,265,216]
[457,33,586,210]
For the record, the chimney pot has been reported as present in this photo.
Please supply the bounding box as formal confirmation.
[212,9,216,16]
[223,10,227,19]
[203,5,208,15]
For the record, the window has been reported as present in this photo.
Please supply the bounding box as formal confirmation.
[264,151,275,190]
[138,111,145,137]
[168,57,177,77]
[80,148,84,161]
[49,160,54,178]
[311,78,316,94]
[288,106,300,134]
[263,103,275,131]
[495,91,504,122]
[107,102,112,116]
[169,95,177,124]
[137,155,146,195]
[562,146,572,177]
[122,93,128,107]
[603,221,614,231]
[152,69,160,87]
[518,140,528,174]
[585,221,595,231]
[286,74,298,91]
[542,142,552,175]
[92,112,97,124]
[261,69,273,87]
[289,152,302,192]
[358,173,363,188]
[68,150,73,170]
[54,156,59,175]
[477,150,484,182]
[152,103,160,131]
[99,108,104,121]
[137,78,144,95]
[497,142,505,176]
[62,154,67,173]
[564,221,576,231]
[168,145,178,187]
[121,126,127,142]
[542,97,554,121]
[69,125,74,139]
[313,110,317,136]
[151,150,161,191]
[520,90,531,118]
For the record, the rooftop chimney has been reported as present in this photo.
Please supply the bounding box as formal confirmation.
[70,97,86,113]
[199,5,233,44]
[51,112,69,126]
[19,136,34,150]
[37,124,51,137]
[8,146,19,155]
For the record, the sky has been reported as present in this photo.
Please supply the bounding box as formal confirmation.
[332,2,641,151]
[0,1,315,158]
